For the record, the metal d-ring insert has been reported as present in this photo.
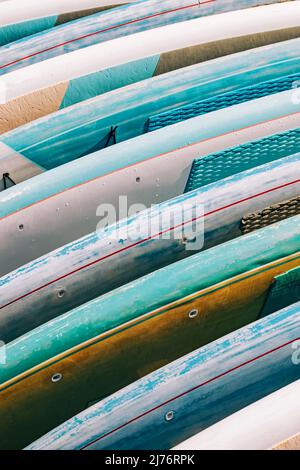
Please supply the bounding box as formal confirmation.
[188,308,198,319]
[51,373,63,383]
[165,411,175,422]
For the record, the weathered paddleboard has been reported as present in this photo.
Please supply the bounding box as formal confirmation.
[26,300,300,450]
[0,216,299,449]
[0,0,281,75]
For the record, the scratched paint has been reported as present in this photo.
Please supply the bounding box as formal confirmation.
[0,0,284,74]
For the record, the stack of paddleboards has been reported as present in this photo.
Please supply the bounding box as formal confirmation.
[0,0,299,451]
